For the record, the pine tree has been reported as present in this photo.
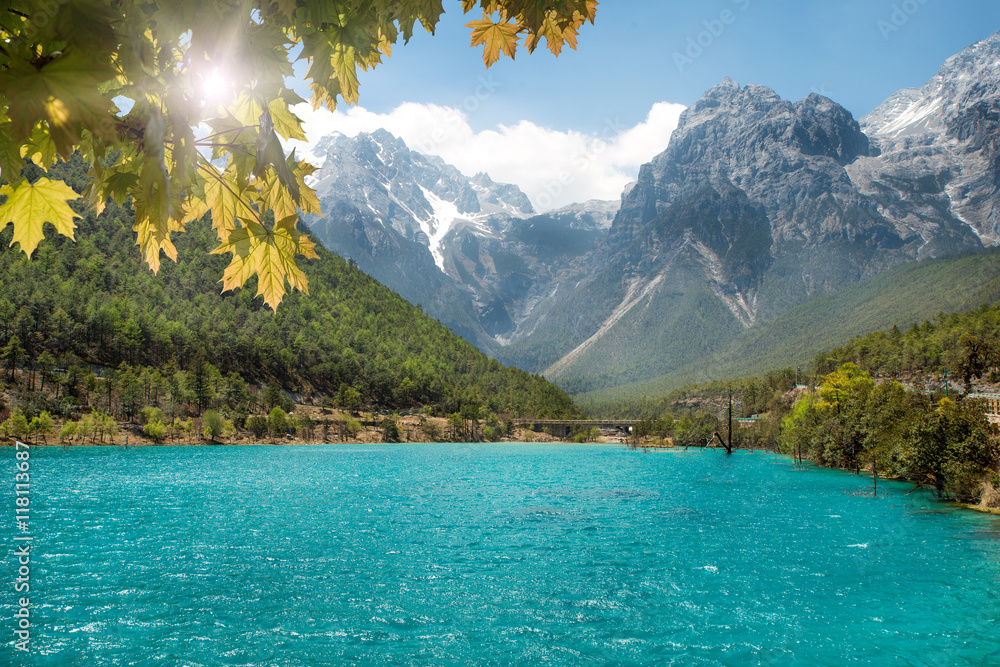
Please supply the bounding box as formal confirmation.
[2,335,24,382]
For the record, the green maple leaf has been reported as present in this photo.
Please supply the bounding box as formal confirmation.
[267,98,307,141]
[0,177,80,257]
[210,216,319,310]
[132,155,178,273]
[0,53,116,157]
[0,120,24,180]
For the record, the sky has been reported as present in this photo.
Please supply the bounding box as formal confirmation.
[288,1,1000,211]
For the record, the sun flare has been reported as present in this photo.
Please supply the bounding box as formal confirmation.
[196,65,237,107]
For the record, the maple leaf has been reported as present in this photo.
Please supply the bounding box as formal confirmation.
[267,98,307,141]
[19,124,59,169]
[210,216,319,310]
[0,178,80,257]
[0,53,117,157]
[0,120,24,180]
[0,0,598,310]
[253,155,320,221]
[465,14,521,67]
[132,155,177,273]
[254,107,300,203]
[201,162,251,243]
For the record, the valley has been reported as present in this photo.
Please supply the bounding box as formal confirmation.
[302,31,1000,404]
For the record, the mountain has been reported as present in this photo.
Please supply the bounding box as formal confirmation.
[303,129,614,351]
[498,33,1000,394]
[852,32,1000,246]
[0,157,581,419]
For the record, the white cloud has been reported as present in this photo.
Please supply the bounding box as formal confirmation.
[289,101,686,211]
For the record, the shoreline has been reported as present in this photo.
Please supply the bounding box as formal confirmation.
[6,433,999,517]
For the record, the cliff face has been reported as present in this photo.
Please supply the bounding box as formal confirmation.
[853,31,1000,247]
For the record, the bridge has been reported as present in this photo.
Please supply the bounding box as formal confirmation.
[514,419,639,438]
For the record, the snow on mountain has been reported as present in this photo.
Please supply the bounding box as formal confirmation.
[303,128,615,352]
[854,30,1000,244]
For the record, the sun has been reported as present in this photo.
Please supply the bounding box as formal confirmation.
[195,64,238,109]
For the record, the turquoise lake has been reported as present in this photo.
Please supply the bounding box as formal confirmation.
[6,443,1000,666]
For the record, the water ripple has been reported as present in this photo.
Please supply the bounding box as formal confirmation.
[10,444,1000,665]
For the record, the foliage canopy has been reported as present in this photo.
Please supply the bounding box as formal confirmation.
[0,0,597,308]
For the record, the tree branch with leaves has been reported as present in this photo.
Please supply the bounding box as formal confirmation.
[0,0,597,308]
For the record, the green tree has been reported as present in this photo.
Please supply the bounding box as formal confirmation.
[900,398,993,501]
[246,415,268,439]
[459,404,482,442]
[59,420,78,444]
[202,409,232,443]
[268,407,290,439]
[37,350,56,392]
[140,406,166,425]
[188,353,214,415]
[2,407,28,440]
[143,420,167,441]
[336,416,363,442]
[382,417,401,443]
[27,411,54,445]
[118,365,142,419]
[182,418,195,445]
[447,413,463,441]
[0,0,596,309]
[2,335,24,382]
[262,384,283,413]
[101,412,119,443]
[336,384,363,413]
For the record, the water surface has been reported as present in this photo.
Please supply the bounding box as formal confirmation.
[7,444,1000,665]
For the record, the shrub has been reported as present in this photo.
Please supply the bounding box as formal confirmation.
[143,420,167,441]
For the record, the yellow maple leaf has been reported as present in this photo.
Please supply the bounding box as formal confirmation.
[0,177,80,257]
[202,171,246,243]
[210,216,318,310]
[525,13,581,56]
[465,14,520,67]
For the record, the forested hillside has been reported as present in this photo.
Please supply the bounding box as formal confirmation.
[0,158,579,421]
[815,303,1000,391]
[576,248,1000,414]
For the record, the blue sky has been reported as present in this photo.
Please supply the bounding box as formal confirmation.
[337,1,999,131]
[291,1,1000,209]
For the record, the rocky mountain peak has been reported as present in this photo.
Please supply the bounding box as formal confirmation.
[613,78,873,252]
[863,30,1000,139]
[853,30,1000,244]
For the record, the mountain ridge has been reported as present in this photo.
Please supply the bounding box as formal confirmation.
[300,31,1000,400]
[502,31,1000,393]
[304,129,615,352]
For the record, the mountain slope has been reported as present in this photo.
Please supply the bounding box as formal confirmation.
[855,32,1000,244]
[504,33,1000,393]
[0,158,580,418]
[575,247,1000,413]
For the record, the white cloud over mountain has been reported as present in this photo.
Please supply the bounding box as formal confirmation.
[289,101,686,211]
